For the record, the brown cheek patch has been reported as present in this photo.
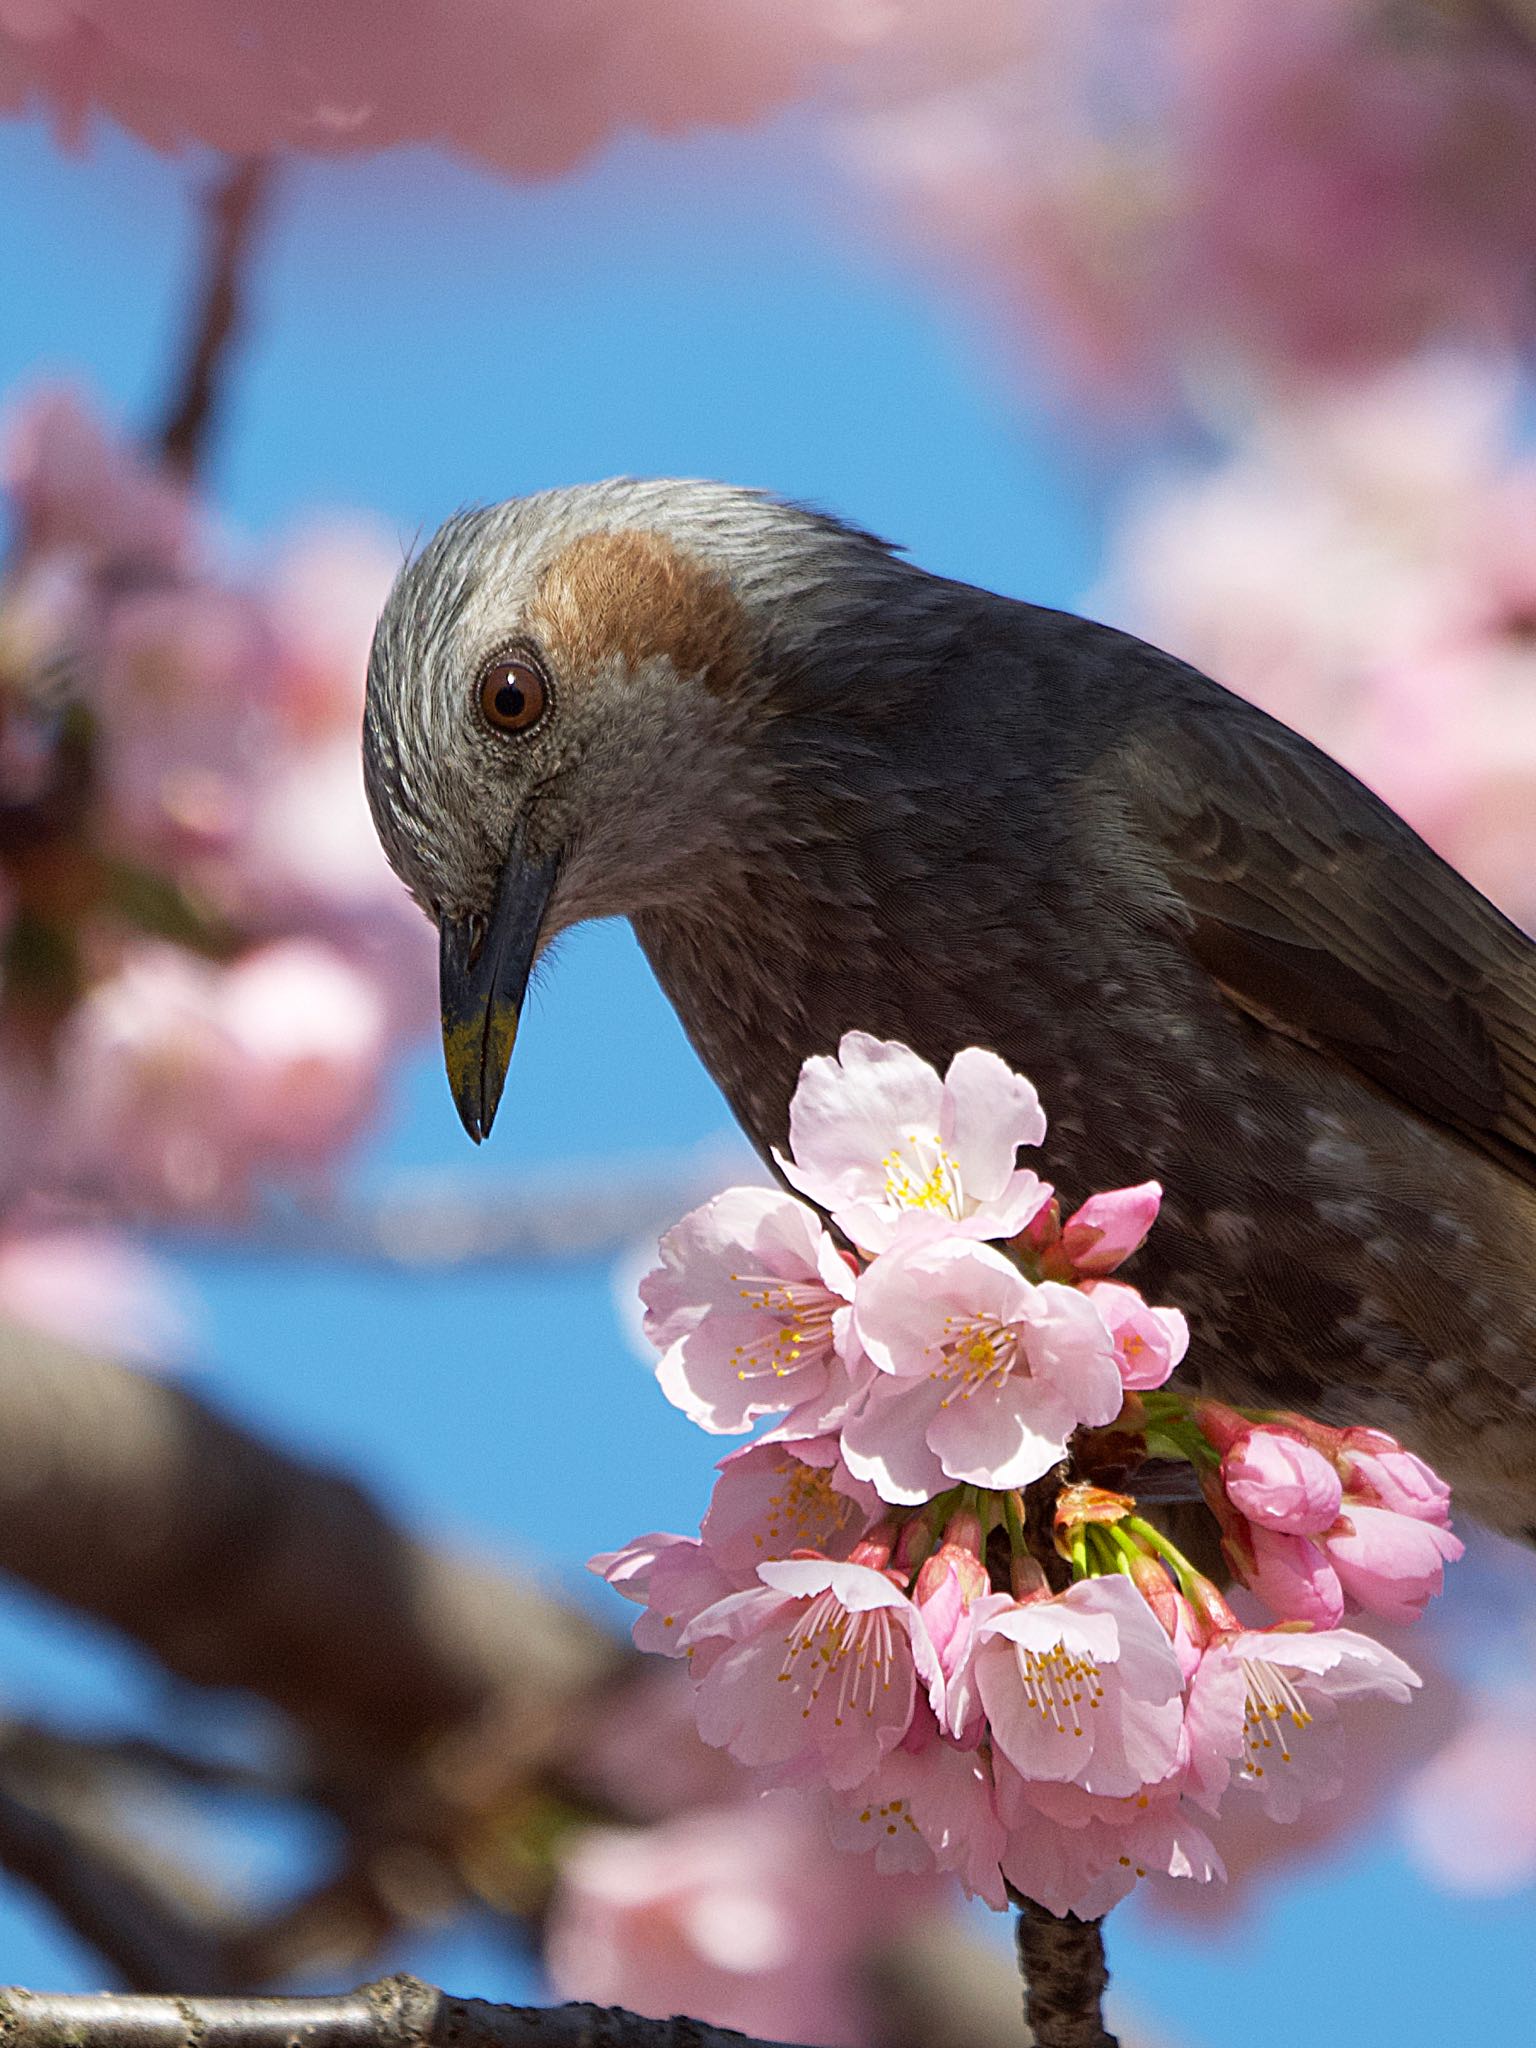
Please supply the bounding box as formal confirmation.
[528,529,752,697]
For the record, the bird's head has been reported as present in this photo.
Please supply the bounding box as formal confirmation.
[363,477,911,1142]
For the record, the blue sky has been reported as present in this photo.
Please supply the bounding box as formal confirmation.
[0,105,1529,2046]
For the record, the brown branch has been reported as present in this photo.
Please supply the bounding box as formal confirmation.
[0,1978,807,2048]
[0,1317,619,1758]
[1014,1904,1118,2048]
[154,159,273,479]
[0,1779,232,1994]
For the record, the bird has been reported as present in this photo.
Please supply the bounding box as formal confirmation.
[363,477,1536,1540]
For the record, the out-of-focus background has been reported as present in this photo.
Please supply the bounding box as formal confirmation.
[0,8,1533,2046]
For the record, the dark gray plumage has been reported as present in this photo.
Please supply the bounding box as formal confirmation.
[364,478,1536,1538]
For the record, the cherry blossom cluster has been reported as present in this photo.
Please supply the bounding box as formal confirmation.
[596,1033,1456,1919]
[0,386,432,1224]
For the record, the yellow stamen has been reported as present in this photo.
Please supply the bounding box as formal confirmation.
[728,1273,837,1385]
[1011,1640,1105,1737]
[1240,1656,1314,1773]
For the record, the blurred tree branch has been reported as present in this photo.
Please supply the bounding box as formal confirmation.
[155,159,273,479]
[157,1142,752,1271]
[0,1774,233,1991]
[0,1317,619,1750]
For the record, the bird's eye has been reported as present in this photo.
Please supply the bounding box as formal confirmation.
[477,655,549,735]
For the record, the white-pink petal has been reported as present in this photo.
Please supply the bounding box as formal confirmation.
[642,1185,856,1435]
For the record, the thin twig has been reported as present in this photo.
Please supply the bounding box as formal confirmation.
[1014,1902,1118,2048]
[154,159,273,479]
[0,1978,807,2048]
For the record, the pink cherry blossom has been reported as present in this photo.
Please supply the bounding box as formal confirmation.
[974,1576,1186,1800]
[844,1233,1121,1502]
[590,1533,738,1660]
[1223,1428,1343,1537]
[699,1439,877,1576]
[1234,1525,1345,1629]
[1339,1436,1453,1526]
[1323,1506,1464,1625]
[911,1527,1008,1742]
[642,1187,861,1435]
[778,1032,1050,1253]
[594,1439,880,1658]
[1184,1626,1419,1825]
[1081,1278,1187,1392]
[1058,1181,1163,1277]
[684,1557,937,1791]
[994,1761,1224,1921]
[825,1700,1008,1907]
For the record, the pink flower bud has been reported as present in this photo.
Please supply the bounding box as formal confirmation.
[1323,1507,1463,1623]
[1082,1278,1187,1390]
[914,1541,991,1614]
[1191,1400,1252,1456]
[1236,1526,1345,1628]
[1125,1549,1180,1637]
[1222,1428,1343,1536]
[1058,1181,1163,1276]
[1340,1445,1452,1526]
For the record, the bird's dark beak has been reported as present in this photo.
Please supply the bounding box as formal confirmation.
[439,840,559,1144]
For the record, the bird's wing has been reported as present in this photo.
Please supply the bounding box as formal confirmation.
[1110,704,1536,1185]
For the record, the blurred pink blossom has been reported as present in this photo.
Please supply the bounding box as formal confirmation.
[53,938,386,1213]
[547,1795,940,2047]
[95,583,274,867]
[2,385,191,574]
[0,388,434,1219]
[0,1226,194,1363]
[846,5,1536,399]
[0,1,980,176]
[1400,1698,1536,1896]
